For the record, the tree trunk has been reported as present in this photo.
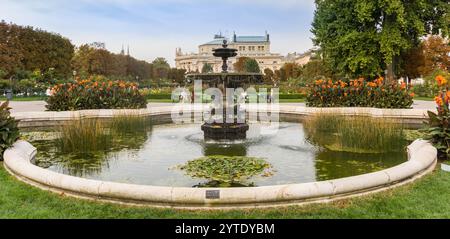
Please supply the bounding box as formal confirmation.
[386,63,395,84]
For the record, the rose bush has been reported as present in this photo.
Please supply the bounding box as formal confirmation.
[46,76,147,111]
[306,77,414,108]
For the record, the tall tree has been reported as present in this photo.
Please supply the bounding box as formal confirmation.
[233,57,250,72]
[0,21,74,78]
[152,57,170,79]
[312,0,449,81]
[244,58,261,73]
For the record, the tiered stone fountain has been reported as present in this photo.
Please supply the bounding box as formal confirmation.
[186,40,263,140]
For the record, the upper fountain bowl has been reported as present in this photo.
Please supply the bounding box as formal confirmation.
[212,40,237,59]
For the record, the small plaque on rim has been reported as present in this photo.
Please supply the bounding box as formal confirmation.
[205,190,220,199]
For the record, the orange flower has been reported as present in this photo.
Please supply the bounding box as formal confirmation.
[400,82,407,90]
[367,82,377,88]
[410,93,415,98]
[435,96,443,106]
[436,75,447,86]
[375,77,384,86]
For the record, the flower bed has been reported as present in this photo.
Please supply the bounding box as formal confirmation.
[425,75,449,160]
[306,77,414,108]
[46,76,147,111]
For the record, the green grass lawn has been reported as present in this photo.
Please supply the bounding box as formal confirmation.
[414,96,434,101]
[1,162,449,219]
[0,96,47,101]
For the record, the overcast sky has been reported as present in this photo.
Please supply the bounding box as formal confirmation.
[0,0,316,66]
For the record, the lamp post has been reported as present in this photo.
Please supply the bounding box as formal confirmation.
[6,76,14,101]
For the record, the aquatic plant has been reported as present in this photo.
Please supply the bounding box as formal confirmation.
[176,156,274,187]
[110,112,152,133]
[304,114,406,153]
[0,101,20,160]
[56,119,112,153]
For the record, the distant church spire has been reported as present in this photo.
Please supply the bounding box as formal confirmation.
[120,44,125,55]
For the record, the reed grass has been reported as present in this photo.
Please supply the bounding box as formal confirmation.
[110,111,152,133]
[304,114,407,153]
[56,119,112,153]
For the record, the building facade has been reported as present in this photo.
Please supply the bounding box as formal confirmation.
[175,33,311,73]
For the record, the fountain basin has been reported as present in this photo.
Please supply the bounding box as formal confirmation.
[3,106,437,209]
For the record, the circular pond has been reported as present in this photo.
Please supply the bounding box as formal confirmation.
[22,116,409,188]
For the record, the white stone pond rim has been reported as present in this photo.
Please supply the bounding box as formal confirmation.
[3,106,438,209]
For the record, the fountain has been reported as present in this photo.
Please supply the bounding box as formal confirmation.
[186,40,263,140]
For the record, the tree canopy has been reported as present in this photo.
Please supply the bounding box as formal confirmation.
[312,0,449,80]
[0,21,74,78]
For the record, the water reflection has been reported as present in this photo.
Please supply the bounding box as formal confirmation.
[25,120,408,187]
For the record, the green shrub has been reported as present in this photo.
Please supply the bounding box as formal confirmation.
[0,101,20,160]
[46,76,147,111]
[306,77,414,108]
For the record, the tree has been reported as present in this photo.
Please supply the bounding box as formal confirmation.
[312,0,449,81]
[152,57,170,79]
[234,57,260,73]
[399,36,449,79]
[301,59,331,83]
[0,21,74,78]
[201,63,213,73]
[233,57,250,72]
[168,68,187,84]
[263,68,275,84]
[244,58,261,73]
[421,36,450,74]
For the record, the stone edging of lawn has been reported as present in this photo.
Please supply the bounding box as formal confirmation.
[3,106,437,209]
[11,105,434,127]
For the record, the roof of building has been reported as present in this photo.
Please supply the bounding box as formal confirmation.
[201,34,269,45]
[202,37,228,45]
[234,36,268,43]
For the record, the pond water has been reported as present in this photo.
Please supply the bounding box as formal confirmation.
[24,119,408,187]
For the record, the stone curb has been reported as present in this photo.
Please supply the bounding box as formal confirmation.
[3,107,438,209]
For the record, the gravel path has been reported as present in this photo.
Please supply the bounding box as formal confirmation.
[2,100,435,114]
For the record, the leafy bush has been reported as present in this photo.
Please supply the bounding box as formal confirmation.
[175,156,274,187]
[0,101,20,160]
[306,77,414,108]
[46,76,147,111]
[424,75,449,160]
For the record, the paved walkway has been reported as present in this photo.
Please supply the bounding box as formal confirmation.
[3,100,436,114]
